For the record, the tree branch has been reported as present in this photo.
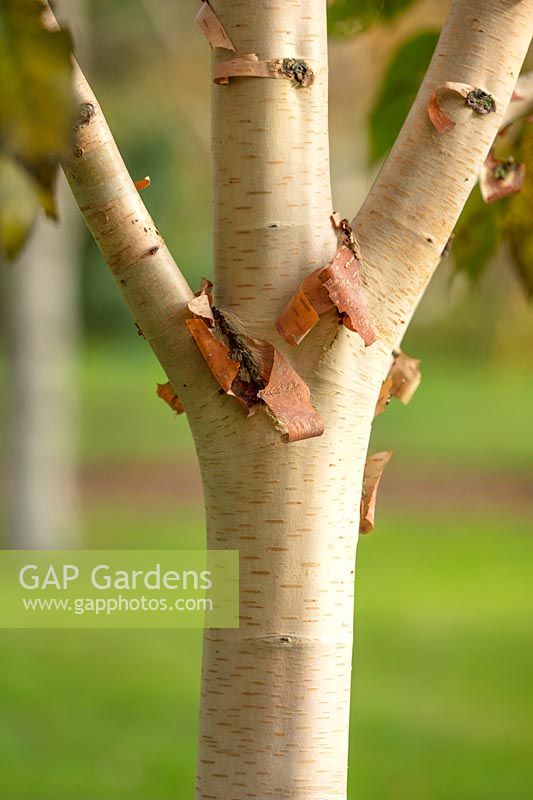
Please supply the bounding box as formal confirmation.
[504,70,533,127]
[41,3,212,409]
[353,0,533,352]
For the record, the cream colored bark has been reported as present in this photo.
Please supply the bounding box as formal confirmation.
[46,0,532,798]
[5,175,81,548]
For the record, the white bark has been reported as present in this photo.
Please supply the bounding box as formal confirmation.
[194,4,364,797]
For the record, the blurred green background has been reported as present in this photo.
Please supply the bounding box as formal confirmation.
[1,0,532,798]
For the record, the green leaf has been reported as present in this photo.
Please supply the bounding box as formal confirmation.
[452,190,501,284]
[0,0,73,259]
[369,30,439,163]
[0,0,73,158]
[328,0,419,38]
[500,125,533,297]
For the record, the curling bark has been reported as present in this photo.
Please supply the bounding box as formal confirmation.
[45,0,533,798]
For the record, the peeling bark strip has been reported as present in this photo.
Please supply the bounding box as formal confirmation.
[235,334,325,443]
[479,151,525,203]
[134,176,151,192]
[277,219,376,347]
[375,350,422,416]
[214,54,314,87]
[186,317,240,392]
[195,1,235,51]
[156,382,185,415]
[360,451,393,534]
[199,1,314,87]
[428,82,496,133]
[187,277,215,321]
[185,284,323,442]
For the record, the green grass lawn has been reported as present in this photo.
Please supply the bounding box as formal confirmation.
[0,510,531,799]
[80,343,195,464]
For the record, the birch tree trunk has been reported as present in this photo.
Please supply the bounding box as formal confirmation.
[195,2,532,796]
[194,3,368,796]
[44,0,533,797]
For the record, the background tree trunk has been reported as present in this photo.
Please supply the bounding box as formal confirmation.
[5,174,82,549]
[5,0,88,549]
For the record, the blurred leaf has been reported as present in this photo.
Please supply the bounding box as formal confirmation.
[0,0,73,259]
[500,125,533,297]
[0,0,73,158]
[452,190,501,283]
[23,155,61,219]
[328,0,419,38]
[369,31,439,163]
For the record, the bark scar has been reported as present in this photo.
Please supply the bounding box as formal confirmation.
[74,101,96,129]
[251,634,319,648]
[428,82,496,133]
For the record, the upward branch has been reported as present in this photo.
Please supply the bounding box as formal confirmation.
[504,70,533,127]
[353,0,533,353]
[43,3,209,409]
